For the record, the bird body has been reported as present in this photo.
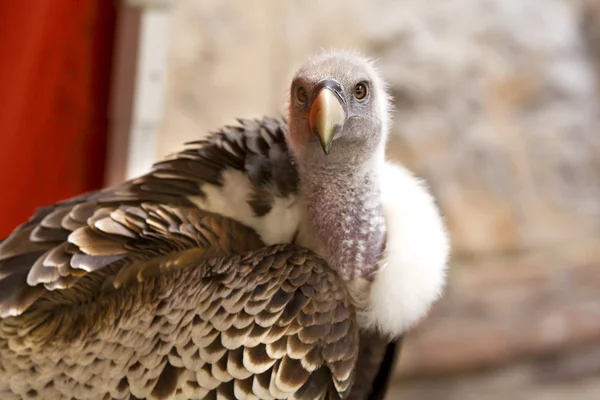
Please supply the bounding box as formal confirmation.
[0,51,449,399]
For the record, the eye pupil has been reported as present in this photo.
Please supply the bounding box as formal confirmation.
[296,87,307,103]
[354,83,368,100]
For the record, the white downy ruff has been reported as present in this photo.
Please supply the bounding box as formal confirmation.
[357,162,449,336]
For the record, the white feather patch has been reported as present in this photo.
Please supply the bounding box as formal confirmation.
[358,162,450,338]
[187,169,302,245]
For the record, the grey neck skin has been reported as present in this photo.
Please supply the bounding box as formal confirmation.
[298,151,387,283]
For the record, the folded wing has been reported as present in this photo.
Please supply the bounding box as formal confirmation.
[0,204,358,400]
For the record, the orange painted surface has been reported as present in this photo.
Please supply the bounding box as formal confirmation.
[0,1,118,237]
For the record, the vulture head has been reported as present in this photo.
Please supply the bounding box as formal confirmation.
[286,50,449,338]
[287,50,389,166]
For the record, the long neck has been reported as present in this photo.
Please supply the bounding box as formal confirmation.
[299,157,386,282]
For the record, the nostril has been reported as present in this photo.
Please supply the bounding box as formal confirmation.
[333,124,344,138]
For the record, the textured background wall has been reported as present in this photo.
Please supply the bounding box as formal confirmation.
[157,0,600,398]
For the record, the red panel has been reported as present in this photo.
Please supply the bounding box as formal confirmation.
[0,1,118,237]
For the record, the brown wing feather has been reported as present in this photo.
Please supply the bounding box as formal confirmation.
[367,338,402,400]
[348,332,402,400]
[0,117,297,318]
[0,213,358,399]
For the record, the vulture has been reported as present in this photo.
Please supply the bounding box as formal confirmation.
[0,51,449,399]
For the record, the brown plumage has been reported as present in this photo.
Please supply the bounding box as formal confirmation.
[0,118,399,399]
[0,118,295,318]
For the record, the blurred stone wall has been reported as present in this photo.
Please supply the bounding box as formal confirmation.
[157,0,600,398]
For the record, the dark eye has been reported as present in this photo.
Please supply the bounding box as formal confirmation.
[296,86,308,103]
[353,82,368,100]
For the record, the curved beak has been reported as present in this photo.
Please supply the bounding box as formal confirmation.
[309,80,347,155]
